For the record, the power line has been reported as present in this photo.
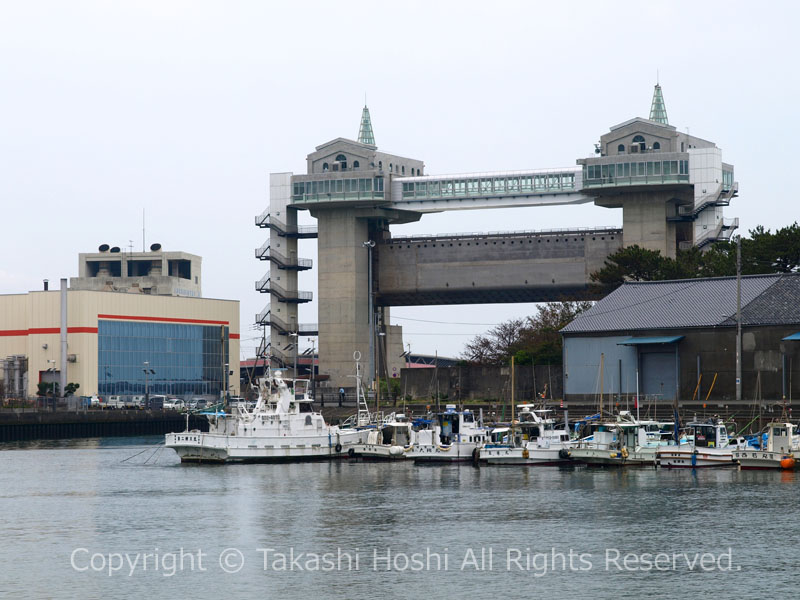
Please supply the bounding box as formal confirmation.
[391,315,500,326]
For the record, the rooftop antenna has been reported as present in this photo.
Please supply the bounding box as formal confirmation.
[128,240,134,254]
[142,208,145,252]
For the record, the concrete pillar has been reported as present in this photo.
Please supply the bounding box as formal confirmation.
[597,190,691,259]
[314,207,371,388]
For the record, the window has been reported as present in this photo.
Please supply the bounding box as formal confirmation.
[389,163,393,172]
[617,144,625,153]
[322,162,329,172]
[353,160,360,169]
[378,161,382,170]
[401,166,405,174]
[632,135,646,153]
[335,154,347,170]
[652,142,661,151]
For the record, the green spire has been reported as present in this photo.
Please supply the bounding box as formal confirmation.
[358,105,375,145]
[649,83,669,125]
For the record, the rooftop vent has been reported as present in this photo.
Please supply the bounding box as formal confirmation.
[98,244,110,252]
[110,246,121,253]
[150,243,162,252]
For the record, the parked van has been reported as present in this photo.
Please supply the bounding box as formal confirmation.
[106,395,124,409]
[146,395,166,410]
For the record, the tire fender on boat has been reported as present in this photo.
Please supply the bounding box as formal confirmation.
[347,447,355,458]
[522,449,530,459]
[558,449,570,460]
[335,443,342,453]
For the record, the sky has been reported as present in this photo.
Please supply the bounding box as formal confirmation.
[1,0,798,362]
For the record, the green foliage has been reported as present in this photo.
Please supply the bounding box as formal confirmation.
[462,301,592,366]
[591,223,800,286]
[35,382,79,397]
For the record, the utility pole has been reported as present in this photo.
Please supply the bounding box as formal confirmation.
[736,235,742,402]
[363,240,376,392]
[309,337,316,402]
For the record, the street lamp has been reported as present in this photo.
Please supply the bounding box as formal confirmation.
[289,332,299,393]
[308,337,316,402]
[143,361,155,408]
[224,362,230,407]
[363,240,376,392]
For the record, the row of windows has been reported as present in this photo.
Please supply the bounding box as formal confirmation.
[584,160,689,186]
[97,321,229,397]
[387,235,616,249]
[292,177,385,202]
[400,173,576,200]
[321,155,422,176]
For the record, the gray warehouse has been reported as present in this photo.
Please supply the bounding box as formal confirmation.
[561,274,800,404]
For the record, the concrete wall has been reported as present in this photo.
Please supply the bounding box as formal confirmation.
[401,364,564,402]
[376,230,622,306]
[0,290,240,398]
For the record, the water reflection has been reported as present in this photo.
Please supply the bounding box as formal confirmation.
[1,439,799,599]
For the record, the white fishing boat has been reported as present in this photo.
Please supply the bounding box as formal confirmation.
[348,414,415,460]
[657,419,737,468]
[165,371,368,463]
[569,412,677,467]
[733,422,798,470]
[405,405,490,462]
[480,405,574,466]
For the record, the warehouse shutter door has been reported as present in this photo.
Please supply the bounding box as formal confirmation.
[640,351,676,401]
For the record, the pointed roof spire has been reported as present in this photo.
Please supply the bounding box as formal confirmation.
[649,83,669,125]
[358,104,375,146]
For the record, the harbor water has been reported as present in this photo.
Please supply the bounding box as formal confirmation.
[2,437,799,599]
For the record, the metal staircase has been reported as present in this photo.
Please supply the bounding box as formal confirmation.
[255,243,312,270]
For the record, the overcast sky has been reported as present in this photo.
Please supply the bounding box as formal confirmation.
[1,0,797,361]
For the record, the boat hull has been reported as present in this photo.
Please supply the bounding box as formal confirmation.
[657,448,735,468]
[407,442,479,462]
[733,449,796,470]
[165,429,366,464]
[570,447,657,467]
[348,443,408,460]
[480,446,571,466]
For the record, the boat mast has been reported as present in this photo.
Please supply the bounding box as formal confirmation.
[736,235,742,402]
[599,353,605,416]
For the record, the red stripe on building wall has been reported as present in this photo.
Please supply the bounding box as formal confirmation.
[0,327,99,337]
[230,333,240,339]
[97,314,230,326]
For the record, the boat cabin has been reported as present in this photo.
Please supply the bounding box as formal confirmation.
[765,422,795,453]
[690,421,729,449]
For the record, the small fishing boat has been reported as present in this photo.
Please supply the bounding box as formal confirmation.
[569,412,677,467]
[480,405,574,466]
[405,405,490,462]
[165,371,368,463]
[348,414,415,460]
[657,419,737,468]
[733,422,798,470]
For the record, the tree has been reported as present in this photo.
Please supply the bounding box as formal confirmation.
[590,223,800,286]
[462,302,592,365]
[462,318,526,365]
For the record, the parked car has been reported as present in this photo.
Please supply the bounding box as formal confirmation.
[163,398,185,411]
[188,397,208,411]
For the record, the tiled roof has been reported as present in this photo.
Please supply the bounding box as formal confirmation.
[562,274,800,334]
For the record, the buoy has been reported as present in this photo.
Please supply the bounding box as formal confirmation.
[522,449,530,459]
[780,457,795,470]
